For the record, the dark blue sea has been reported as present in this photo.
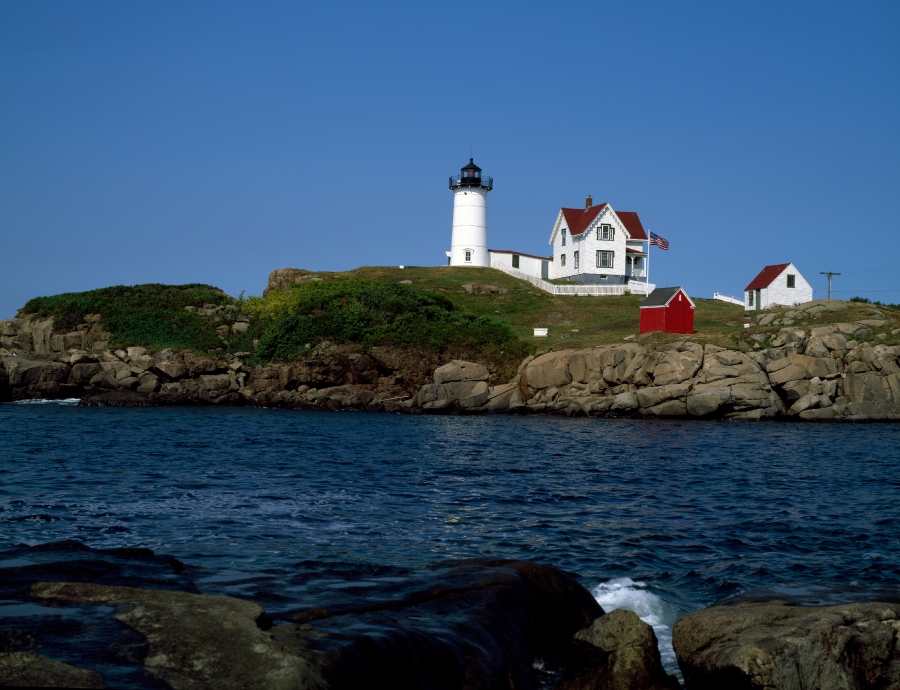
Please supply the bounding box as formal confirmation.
[2,401,900,672]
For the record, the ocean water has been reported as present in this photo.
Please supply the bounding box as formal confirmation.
[2,402,899,674]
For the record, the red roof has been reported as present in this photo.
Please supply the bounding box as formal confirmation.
[561,204,608,236]
[559,205,648,240]
[625,247,646,255]
[745,264,791,291]
[616,211,648,241]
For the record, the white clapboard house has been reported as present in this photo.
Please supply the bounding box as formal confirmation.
[548,197,649,285]
[744,263,813,310]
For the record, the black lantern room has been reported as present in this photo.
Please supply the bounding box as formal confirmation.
[449,158,493,190]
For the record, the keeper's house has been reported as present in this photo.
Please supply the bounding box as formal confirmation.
[639,287,695,334]
[548,196,649,285]
[744,263,812,311]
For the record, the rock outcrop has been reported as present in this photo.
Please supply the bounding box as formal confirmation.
[558,609,680,690]
[673,601,900,689]
[4,541,634,690]
[262,268,323,297]
[2,301,900,420]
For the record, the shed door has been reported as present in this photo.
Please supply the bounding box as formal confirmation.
[755,289,761,310]
[541,261,549,280]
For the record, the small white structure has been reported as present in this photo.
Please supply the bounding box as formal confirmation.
[488,249,552,280]
[548,197,649,286]
[448,159,493,267]
[744,263,813,310]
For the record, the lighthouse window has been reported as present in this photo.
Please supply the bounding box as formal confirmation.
[464,250,472,263]
[597,250,614,269]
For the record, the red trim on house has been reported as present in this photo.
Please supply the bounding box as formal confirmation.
[745,264,791,291]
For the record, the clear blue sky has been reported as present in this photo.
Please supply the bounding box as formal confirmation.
[2,1,898,318]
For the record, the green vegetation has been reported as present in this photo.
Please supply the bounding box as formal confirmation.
[23,283,233,352]
[851,295,900,309]
[36,266,893,360]
[245,277,525,361]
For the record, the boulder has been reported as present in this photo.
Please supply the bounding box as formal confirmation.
[522,351,573,390]
[686,389,728,417]
[636,383,691,409]
[673,601,900,690]
[483,382,519,411]
[434,360,489,384]
[558,609,680,690]
[843,373,891,405]
[611,391,639,413]
[768,364,808,385]
[0,652,105,689]
[152,360,187,380]
[263,268,322,297]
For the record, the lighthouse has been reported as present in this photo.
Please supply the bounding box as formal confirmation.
[448,158,493,267]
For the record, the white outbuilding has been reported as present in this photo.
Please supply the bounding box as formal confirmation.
[744,263,813,310]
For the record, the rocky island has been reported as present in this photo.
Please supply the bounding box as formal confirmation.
[2,267,899,421]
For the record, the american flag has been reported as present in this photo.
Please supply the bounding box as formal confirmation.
[649,231,669,250]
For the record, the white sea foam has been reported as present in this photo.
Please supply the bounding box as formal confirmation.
[592,577,680,676]
[9,398,80,405]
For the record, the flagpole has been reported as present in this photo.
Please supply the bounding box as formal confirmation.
[646,231,650,291]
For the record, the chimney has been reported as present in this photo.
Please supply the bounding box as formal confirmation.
[585,194,593,209]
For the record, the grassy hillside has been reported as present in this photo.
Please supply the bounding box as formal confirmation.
[346,266,748,348]
[22,267,893,361]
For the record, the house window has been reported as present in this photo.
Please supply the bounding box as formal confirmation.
[787,274,795,288]
[464,250,472,263]
[561,229,567,246]
[512,254,520,269]
[633,257,642,269]
[574,251,579,270]
[749,291,754,307]
[596,250,614,269]
[561,254,566,267]
[596,223,614,241]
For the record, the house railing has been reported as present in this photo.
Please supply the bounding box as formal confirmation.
[491,262,655,296]
[713,292,745,306]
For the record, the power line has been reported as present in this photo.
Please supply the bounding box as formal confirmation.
[832,289,900,293]
[820,271,840,299]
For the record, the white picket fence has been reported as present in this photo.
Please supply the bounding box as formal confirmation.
[713,292,745,306]
[491,262,655,296]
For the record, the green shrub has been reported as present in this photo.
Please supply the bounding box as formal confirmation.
[23,283,232,351]
[246,277,521,361]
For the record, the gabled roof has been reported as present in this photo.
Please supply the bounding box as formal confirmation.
[616,211,648,240]
[557,205,648,240]
[561,204,608,236]
[640,286,695,308]
[745,264,791,291]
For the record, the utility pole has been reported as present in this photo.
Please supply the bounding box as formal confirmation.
[820,271,840,299]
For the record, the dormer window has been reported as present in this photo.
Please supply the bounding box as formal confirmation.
[597,224,614,241]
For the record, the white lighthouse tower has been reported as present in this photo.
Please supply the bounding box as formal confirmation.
[448,158,493,267]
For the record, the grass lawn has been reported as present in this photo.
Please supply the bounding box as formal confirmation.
[334,265,749,349]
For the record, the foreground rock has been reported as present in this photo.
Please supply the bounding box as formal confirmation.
[673,601,900,689]
[558,609,680,690]
[8,541,680,690]
[0,652,105,688]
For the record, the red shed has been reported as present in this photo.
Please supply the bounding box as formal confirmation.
[639,287,695,334]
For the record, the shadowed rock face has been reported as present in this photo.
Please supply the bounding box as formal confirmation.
[672,601,900,690]
[1,542,608,690]
[0,652,106,688]
[558,609,680,690]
